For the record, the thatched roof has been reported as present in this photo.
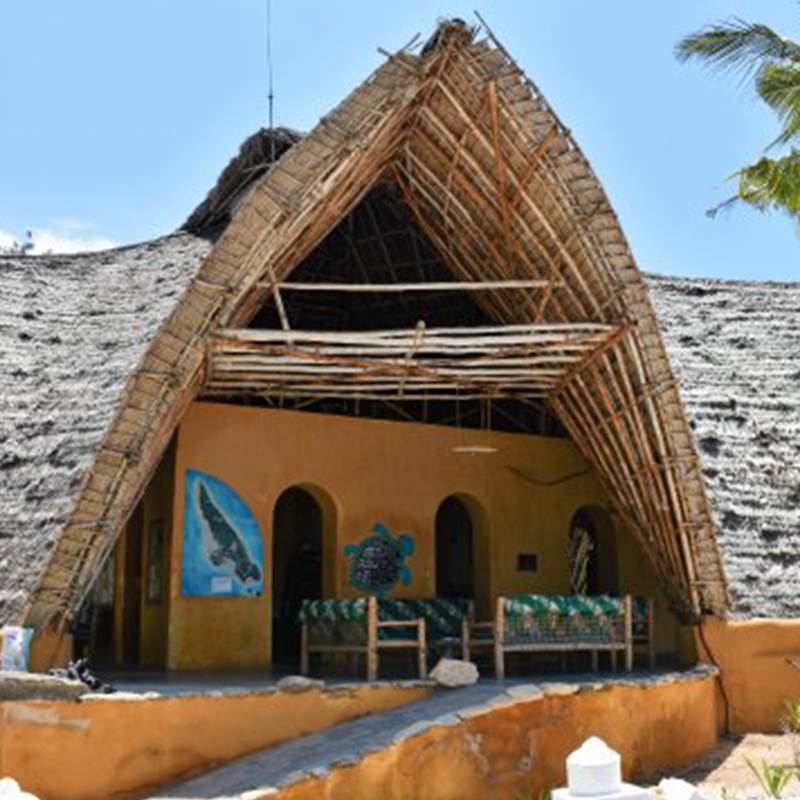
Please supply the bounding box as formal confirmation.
[183,127,302,233]
[0,233,214,623]
[648,274,800,618]
[2,19,735,629]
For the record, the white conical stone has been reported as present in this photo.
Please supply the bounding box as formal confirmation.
[0,779,20,797]
[566,737,623,797]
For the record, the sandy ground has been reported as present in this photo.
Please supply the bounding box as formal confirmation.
[671,735,800,799]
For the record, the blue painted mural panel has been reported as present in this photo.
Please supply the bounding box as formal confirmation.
[182,469,264,597]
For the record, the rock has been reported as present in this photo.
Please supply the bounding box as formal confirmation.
[658,778,709,800]
[0,672,86,702]
[429,658,479,688]
[276,675,324,694]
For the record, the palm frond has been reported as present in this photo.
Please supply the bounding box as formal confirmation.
[709,150,800,227]
[756,63,800,146]
[675,19,800,78]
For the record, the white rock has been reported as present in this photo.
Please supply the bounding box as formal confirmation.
[429,658,479,688]
[567,737,623,796]
[276,676,324,694]
[658,778,708,800]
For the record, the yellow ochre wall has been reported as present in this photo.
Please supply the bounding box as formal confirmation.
[168,402,677,671]
[0,682,431,800]
[698,616,800,733]
[277,672,723,800]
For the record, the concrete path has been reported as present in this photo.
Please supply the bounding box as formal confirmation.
[141,670,707,800]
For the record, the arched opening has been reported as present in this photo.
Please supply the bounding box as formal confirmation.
[272,486,332,668]
[435,495,478,601]
[569,506,618,595]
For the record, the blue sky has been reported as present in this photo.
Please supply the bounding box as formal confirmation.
[0,1,798,280]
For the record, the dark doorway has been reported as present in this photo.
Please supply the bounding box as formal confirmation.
[435,495,475,599]
[122,505,144,664]
[569,507,617,595]
[272,487,324,667]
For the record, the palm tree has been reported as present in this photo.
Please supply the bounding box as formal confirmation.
[676,18,800,225]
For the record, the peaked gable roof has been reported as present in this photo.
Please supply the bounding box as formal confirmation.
[7,20,730,628]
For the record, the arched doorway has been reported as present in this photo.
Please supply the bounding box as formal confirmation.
[435,495,476,600]
[569,507,617,595]
[272,486,328,667]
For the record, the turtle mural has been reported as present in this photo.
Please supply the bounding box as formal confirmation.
[344,523,415,597]
[182,469,264,597]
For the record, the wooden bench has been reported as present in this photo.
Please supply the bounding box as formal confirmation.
[299,597,472,681]
[467,594,654,678]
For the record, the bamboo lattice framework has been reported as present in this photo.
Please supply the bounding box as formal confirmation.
[24,19,729,630]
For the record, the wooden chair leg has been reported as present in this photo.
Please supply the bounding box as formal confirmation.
[495,644,505,680]
[494,597,505,679]
[367,597,378,681]
[623,596,634,672]
[418,619,427,679]
[300,623,309,675]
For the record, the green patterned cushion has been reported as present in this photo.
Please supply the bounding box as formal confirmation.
[502,595,627,645]
[376,598,470,642]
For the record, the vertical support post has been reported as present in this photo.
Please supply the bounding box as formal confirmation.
[367,596,378,682]
[300,622,309,676]
[418,618,427,679]
[494,596,505,680]
[591,650,599,673]
[462,601,473,663]
[648,598,656,669]
[624,595,633,672]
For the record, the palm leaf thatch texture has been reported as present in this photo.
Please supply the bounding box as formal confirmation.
[0,234,214,624]
[648,275,800,617]
[0,20,740,633]
[676,17,800,224]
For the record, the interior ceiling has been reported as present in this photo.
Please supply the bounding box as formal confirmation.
[223,182,563,435]
[251,182,493,332]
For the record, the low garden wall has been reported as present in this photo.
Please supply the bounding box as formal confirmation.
[0,680,431,800]
[271,669,723,800]
[699,616,800,733]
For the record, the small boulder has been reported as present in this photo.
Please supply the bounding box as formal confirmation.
[276,675,324,694]
[658,778,709,800]
[429,658,479,688]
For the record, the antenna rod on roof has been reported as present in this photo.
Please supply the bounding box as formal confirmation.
[267,0,276,162]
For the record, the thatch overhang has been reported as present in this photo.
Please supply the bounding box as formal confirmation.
[648,274,800,618]
[0,233,214,625]
[17,20,729,628]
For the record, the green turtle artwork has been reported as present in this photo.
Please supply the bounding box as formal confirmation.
[344,523,415,597]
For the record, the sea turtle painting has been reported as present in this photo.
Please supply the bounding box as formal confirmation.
[344,523,415,597]
[196,480,262,589]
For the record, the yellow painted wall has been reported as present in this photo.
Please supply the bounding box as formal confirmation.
[0,682,431,800]
[698,616,800,733]
[169,402,678,670]
[138,440,175,668]
[273,673,724,800]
